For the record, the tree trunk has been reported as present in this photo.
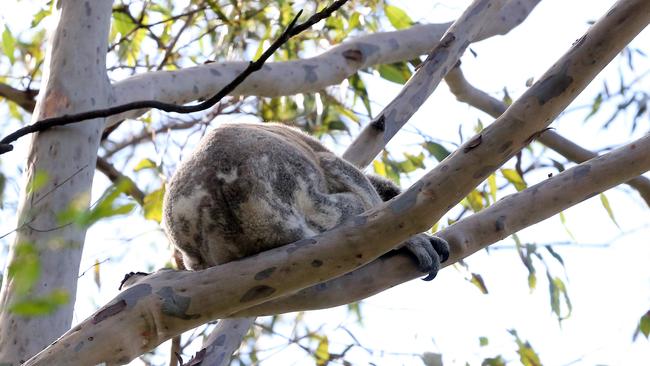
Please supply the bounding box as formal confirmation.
[0,0,111,363]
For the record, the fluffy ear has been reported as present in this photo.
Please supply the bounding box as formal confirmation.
[365,174,401,201]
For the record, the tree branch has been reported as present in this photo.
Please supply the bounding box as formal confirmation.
[444,65,650,206]
[342,0,507,167]
[0,0,350,155]
[236,132,650,315]
[105,0,541,128]
[95,157,145,205]
[0,82,37,112]
[24,1,650,363]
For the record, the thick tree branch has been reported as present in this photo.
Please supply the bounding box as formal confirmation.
[237,132,650,315]
[25,1,650,363]
[105,0,541,128]
[444,65,650,206]
[343,0,507,167]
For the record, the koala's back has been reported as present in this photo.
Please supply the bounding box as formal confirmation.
[163,123,341,269]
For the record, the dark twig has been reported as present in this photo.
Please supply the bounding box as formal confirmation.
[0,0,349,155]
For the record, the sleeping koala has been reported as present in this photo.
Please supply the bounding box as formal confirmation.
[162,123,449,278]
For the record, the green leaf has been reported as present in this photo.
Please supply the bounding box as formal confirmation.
[547,274,572,321]
[254,27,271,60]
[470,272,488,294]
[2,26,16,64]
[502,87,512,106]
[500,168,527,191]
[347,302,363,324]
[558,211,576,241]
[10,289,69,316]
[148,3,173,17]
[397,152,425,173]
[639,311,650,338]
[31,8,52,27]
[488,174,497,202]
[385,5,413,30]
[314,335,330,366]
[133,158,157,172]
[112,12,136,36]
[26,170,49,195]
[373,159,387,177]
[58,180,135,227]
[599,193,620,228]
[422,141,451,162]
[482,355,506,366]
[347,12,361,31]
[528,272,537,291]
[144,186,166,223]
[8,242,40,295]
[348,73,372,116]
[584,93,603,121]
[8,101,24,122]
[466,190,484,212]
[479,336,489,347]
[509,330,542,366]
[377,62,411,84]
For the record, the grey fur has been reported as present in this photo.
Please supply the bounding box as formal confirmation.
[163,123,448,276]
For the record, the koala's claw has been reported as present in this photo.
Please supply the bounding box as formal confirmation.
[403,234,450,281]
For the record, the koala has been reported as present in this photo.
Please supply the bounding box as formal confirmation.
[162,122,449,279]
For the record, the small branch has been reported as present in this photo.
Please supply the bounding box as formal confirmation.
[0,82,37,112]
[444,65,650,207]
[199,318,254,366]
[0,0,350,155]
[95,157,145,205]
[157,11,196,70]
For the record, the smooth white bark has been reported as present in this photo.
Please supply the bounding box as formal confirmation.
[0,0,113,363]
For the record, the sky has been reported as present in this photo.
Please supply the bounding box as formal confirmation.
[0,0,649,365]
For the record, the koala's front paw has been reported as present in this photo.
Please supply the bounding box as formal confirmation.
[403,234,450,281]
